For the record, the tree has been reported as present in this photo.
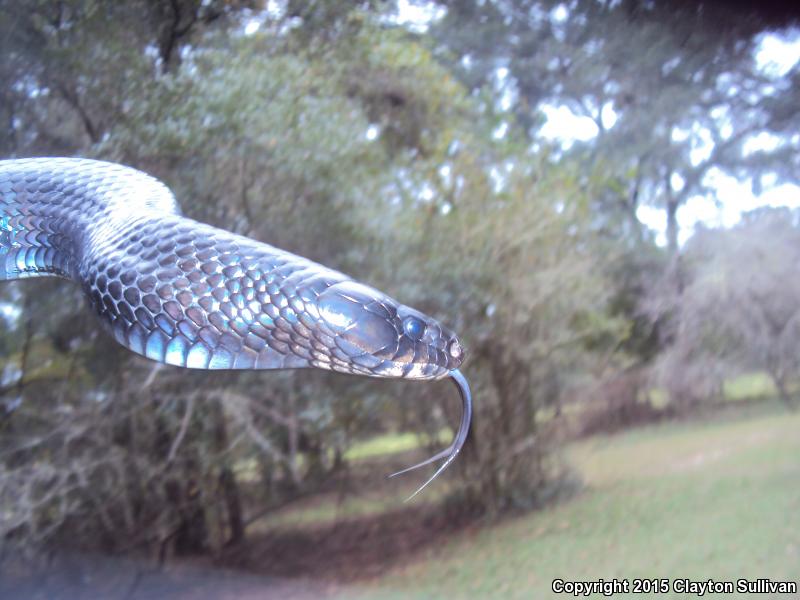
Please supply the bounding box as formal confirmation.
[652,207,800,409]
[429,0,800,255]
[0,0,396,556]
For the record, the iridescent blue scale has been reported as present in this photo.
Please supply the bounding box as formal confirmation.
[0,157,464,382]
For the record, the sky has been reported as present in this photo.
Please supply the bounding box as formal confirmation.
[539,29,800,246]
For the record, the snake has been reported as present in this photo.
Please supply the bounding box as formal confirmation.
[0,157,471,499]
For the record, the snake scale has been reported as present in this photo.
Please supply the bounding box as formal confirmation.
[0,158,471,498]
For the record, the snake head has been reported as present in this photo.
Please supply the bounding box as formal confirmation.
[312,280,464,379]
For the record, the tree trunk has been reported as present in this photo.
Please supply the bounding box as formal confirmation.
[219,468,244,545]
[666,197,679,257]
[212,398,245,545]
[770,370,797,411]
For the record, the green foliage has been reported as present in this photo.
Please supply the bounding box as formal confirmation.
[358,110,627,510]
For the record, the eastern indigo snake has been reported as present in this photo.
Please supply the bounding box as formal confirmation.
[0,158,471,498]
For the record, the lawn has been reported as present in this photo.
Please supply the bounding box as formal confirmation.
[345,428,453,462]
[341,401,800,599]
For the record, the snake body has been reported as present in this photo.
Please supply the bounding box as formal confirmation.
[0,158,471,496]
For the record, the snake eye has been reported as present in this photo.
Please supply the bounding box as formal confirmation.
[403,316,425,341]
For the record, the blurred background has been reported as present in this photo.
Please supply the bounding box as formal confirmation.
[1,1,799,598]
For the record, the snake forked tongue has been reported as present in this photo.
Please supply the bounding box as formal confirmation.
[388,368,473,501]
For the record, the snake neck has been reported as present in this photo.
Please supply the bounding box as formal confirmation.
[77,210,358,370]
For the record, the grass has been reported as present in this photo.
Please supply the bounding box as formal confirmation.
[327,371,778,469]
[339,400,800,599]
[648,371,778,410]
[247,430,455,531]
[723,371,777,401]
[248,378,790,535]
[345,428,452,462]
[250,484,446,531]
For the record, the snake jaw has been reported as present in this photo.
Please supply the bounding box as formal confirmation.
[389,368,473,501]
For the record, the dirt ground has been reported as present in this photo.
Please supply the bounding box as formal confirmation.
[0,495,479,600]
[1,552,339,600]
[224,502,479,582]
